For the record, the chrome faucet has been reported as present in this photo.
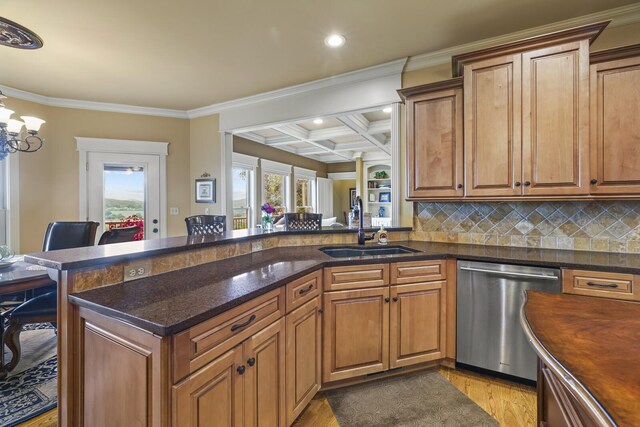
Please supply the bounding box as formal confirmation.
[356,196,376,245]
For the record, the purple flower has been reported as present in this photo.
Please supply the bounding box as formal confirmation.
[261,203,276,214]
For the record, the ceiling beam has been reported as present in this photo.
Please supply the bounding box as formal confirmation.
[296,141,373,156]
[273,124,354,161]
[337,114,391,155]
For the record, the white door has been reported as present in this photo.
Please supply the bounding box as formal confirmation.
[87,152,161,240]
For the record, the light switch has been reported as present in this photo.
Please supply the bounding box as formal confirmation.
[170,207,179,215]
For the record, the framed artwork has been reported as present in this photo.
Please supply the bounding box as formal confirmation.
[379,192,391,203]
[195,179,216,203]
[349,188,357,209]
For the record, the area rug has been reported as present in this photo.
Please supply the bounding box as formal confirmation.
[325,370,498,427]
[0,323,57,427]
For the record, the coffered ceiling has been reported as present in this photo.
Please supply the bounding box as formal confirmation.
[0,0,637,110]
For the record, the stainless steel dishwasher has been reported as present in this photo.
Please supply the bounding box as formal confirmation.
[456,260,561,381]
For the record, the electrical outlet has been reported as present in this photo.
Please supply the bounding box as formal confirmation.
[170,207,179,215]
[123,261,151,282]
[205,208,210,215]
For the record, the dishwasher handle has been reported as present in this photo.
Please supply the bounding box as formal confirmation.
[459,266,558,280]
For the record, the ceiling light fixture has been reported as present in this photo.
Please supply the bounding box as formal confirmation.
[383,107,392,113]
[313,118,324,125]
[0,17,43,49]
[324,34,345,48]
[0,90,46,160]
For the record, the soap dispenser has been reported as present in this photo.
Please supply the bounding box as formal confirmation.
[377,225,388,245]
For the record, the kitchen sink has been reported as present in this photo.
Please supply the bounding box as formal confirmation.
[320,245,420,258]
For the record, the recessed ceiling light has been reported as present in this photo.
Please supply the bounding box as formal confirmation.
[313,118,324,125]
[383,107,392,113]
[324,34,346,48]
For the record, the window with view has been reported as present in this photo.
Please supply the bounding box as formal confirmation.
[232,166,251,230]
[296,177,315,213]
[262,172,288,216]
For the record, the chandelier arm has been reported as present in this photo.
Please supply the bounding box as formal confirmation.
[23,134,44,152]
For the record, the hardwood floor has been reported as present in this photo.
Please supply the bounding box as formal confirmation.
[20,367,536,426]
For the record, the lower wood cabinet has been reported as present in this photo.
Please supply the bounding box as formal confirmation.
[322,287,390,382]
[390,281,446,368]
[285,297,321,425]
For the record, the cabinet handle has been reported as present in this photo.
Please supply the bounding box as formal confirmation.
[237,365,246,375]
[247,357,256,367]
[524,181,531,187]
[515,181,521,187]
[392,296,398,302]
[384,297,390,303]
[586,281,618,289]
[298,284,314,295]
[230,314,257,332]
[590,179,598,185]
[457,184,463,189]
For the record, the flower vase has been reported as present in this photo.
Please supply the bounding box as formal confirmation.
[262,214,274,231]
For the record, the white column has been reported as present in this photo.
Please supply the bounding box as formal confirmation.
[390,102,401,226]
[220,132,234,231]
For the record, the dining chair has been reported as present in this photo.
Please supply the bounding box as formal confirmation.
[184,215,226,235]
[2,221,99,371]
[283,213,323,231]
[98,226,141,245]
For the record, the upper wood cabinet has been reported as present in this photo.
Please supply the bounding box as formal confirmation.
[399,78,464,198]
[589,45,640,195]
[522,41,590,195]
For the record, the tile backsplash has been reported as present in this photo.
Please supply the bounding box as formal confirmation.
[412,201,640,253]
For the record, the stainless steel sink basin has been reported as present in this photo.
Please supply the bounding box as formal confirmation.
[320,246,420,258]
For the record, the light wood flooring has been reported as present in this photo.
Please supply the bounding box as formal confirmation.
[20,367,536,426]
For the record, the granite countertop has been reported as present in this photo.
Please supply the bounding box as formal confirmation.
[69,241,640,336]
[522,292,640,426]
[24,227,412,270]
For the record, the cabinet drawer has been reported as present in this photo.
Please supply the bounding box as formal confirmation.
[171,287,285,383]
[324,264,389,291]
[563,269,639,301]
[286,270,321,313]
[391,260,446,284]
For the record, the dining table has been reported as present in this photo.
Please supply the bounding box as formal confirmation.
[0,256,53,379]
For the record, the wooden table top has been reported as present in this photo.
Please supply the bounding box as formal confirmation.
[0,257,51,295]
[523,291,640,426]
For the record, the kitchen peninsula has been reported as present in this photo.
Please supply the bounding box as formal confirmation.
[25,228,640,427]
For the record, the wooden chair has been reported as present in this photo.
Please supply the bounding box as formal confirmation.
[3,221,98,371]
[98,226,141,245]
[283,213,323,231]
[184,215,226,235]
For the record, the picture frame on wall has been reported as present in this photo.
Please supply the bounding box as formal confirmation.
[195,178,216,203]
[349,188,357,209]
[379,192,391,203]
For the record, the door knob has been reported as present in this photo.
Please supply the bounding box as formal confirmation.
[524,181,531,187]
[515,181,521,187]
[384,297,390,303]
[457,184,463,189]
[247,357,256,367]
[392,297,399,302]
[237,365,246,375]
[590,179,598,185]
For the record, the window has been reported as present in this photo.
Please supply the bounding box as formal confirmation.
[232,166,251,230]
[294,167,316,213]
[0,157,7,245]
[261,160,291,216]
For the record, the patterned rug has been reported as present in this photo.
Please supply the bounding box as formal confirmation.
[0,323,57,427]
[325,370,498,426]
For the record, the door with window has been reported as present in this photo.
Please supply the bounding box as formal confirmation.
[87,152,161,240]
[232,165,252,230]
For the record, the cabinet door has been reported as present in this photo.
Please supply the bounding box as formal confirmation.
[243,318,286,427]
[172,346,244,427]
[323,287,389,382]
[406,85,464,198]
[464,54,522,196]
[522,41,590,195]
[390,281,446,368]
[285,297,321,426]
[590,55,640,194]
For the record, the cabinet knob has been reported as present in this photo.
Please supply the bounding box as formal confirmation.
[384,297,390,303]
[318,308,324,314]
[515,181,521,187]
[237,365,246,375]
[590,179,598,185]
[392,296,399,302]
[524,181,531,187]
[457,184,463,189]
[247,357,256,367]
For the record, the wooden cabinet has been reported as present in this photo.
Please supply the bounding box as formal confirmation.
[390,281,446,368]
[522,41,590,195]
[322,286,390,382]
[562,268,640,301]
[464,53,523,197]
[589,47,640,194]
[399,78,464,199]
[285,297,321,425]
[172,346,245,427]
[323,263,389,291]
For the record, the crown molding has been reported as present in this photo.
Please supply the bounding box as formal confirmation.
[0,85,189,119]
[186,58,407,119]
[405,3,640,72]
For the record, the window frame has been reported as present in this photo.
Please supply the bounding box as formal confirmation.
[260,159,292,217]
[293,166,317,213]
[231,153,258,230]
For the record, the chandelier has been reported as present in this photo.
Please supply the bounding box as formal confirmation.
[0,91,46,161]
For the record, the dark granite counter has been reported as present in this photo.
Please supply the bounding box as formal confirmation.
[24,227,412,270]
[69,241,640,336]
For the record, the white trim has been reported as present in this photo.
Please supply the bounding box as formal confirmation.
[293,166,316,179]
[76,138,168,237]
[188,59,407,119]
[7,154,20,252]
[260,159,292,175]
[405,3,640,72]
[328,172,356,180]
[232,152,259,168]
[221,132,233,229]
[390,102,401,226]
[0,85,189,119]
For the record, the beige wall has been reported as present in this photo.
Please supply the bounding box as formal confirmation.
[327,162,356,173]
[190,114,222,216]
[332,179,356,223]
